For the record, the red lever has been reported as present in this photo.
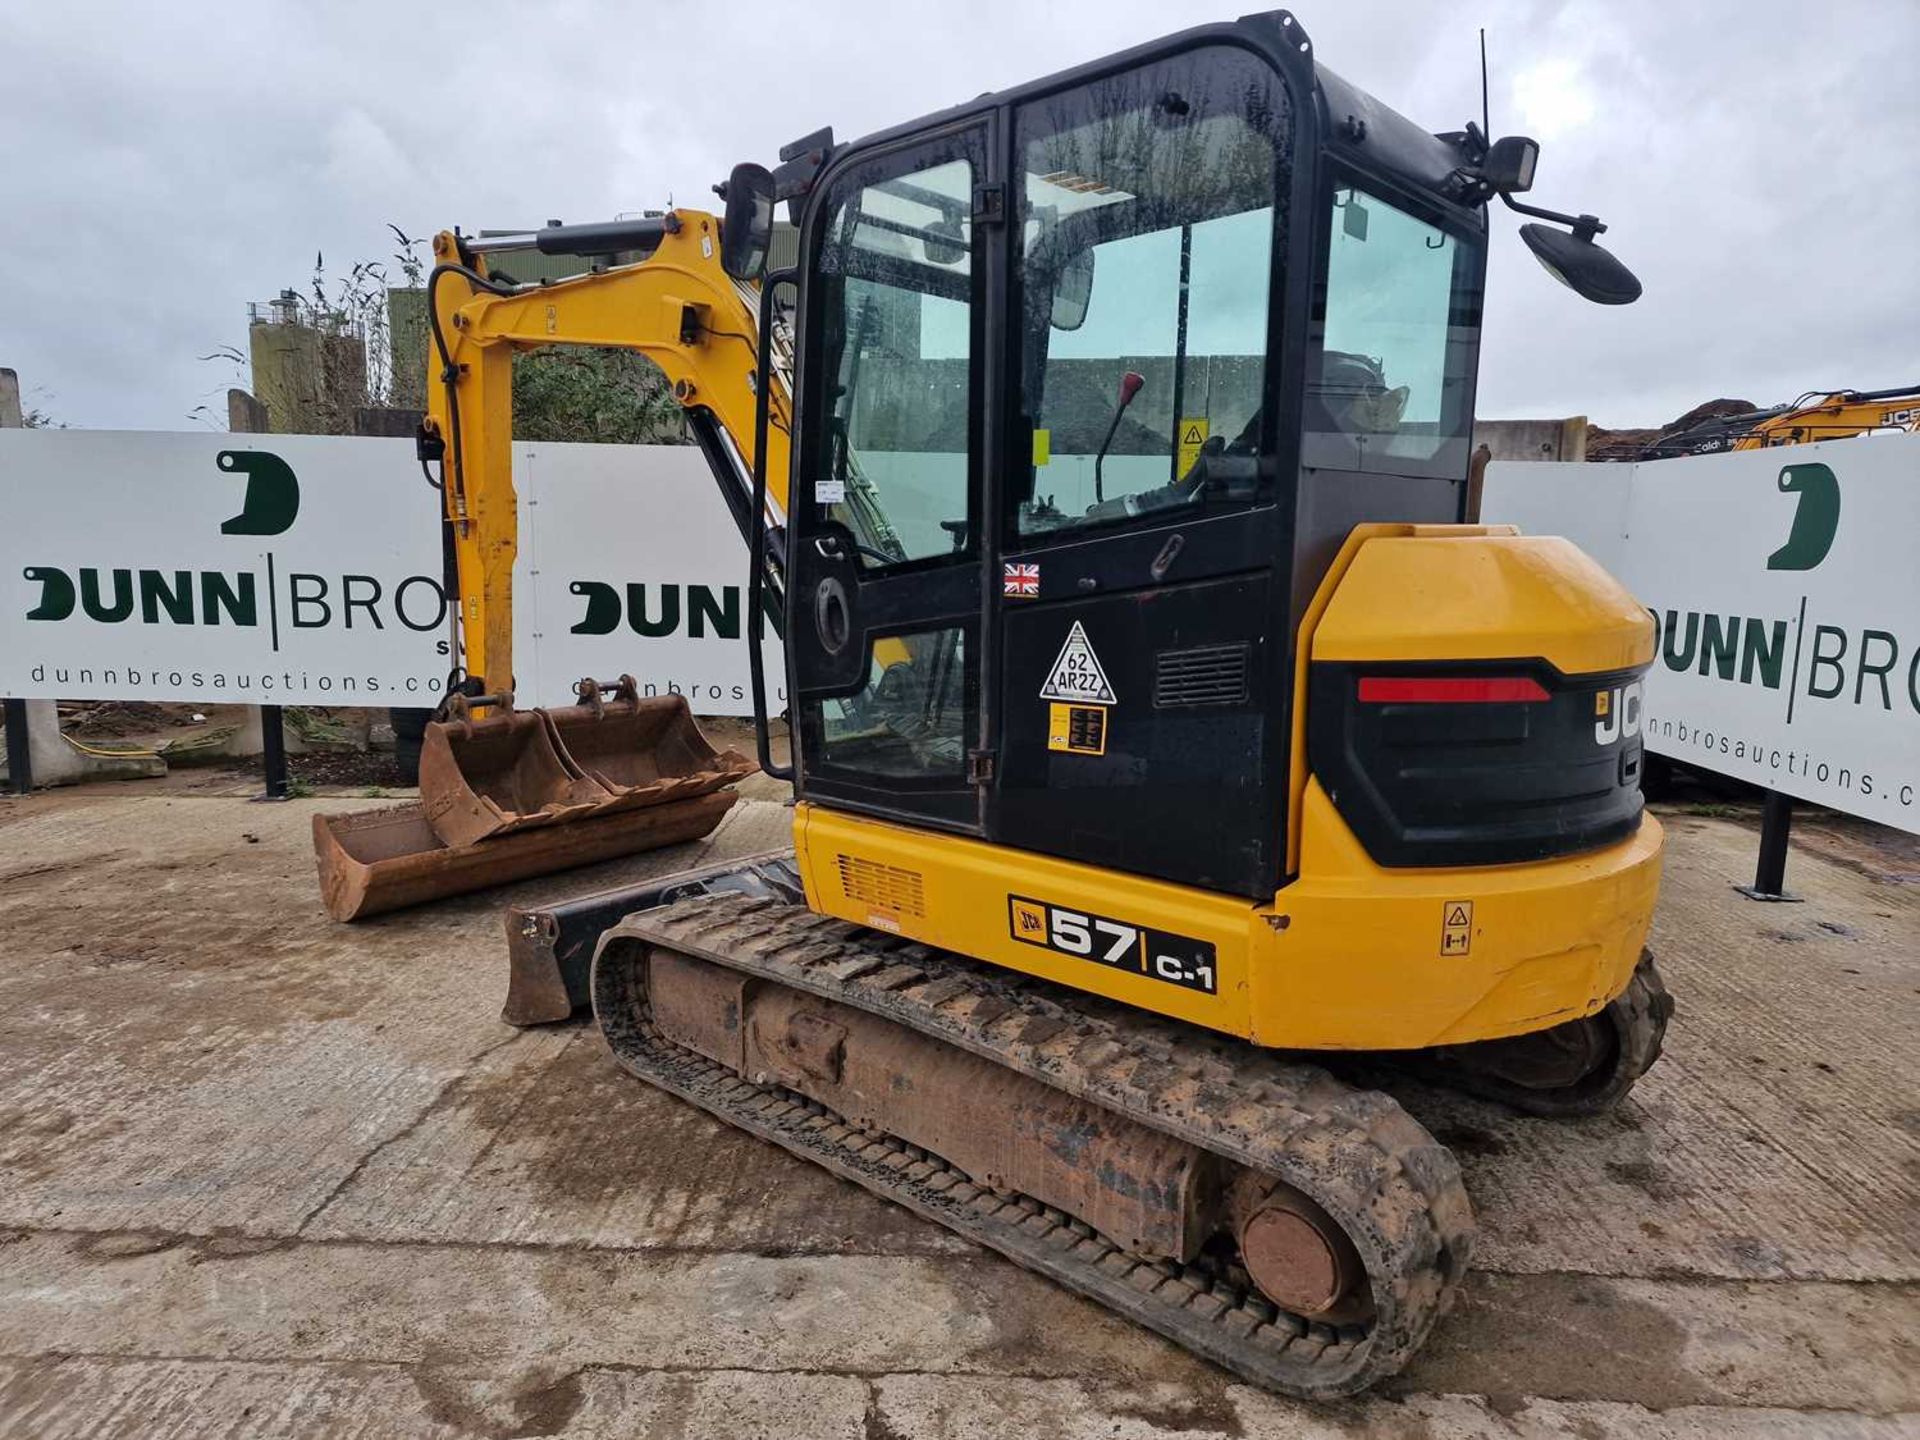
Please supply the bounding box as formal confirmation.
[1119,371,1146,406]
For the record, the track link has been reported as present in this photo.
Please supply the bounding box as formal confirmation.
[590,892,1473,1398]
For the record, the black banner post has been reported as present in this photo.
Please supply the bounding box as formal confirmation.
[1736,788,1800,902]
[259,704,291,801]
[4,698,31,795]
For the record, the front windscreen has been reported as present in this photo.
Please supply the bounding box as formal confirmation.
[1303,183,1483,477]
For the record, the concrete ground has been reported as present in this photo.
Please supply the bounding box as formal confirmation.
[0,784,1913,1439]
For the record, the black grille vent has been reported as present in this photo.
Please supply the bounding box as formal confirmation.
[1153,642,1251,708]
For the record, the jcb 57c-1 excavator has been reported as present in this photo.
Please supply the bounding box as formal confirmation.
[324,12,1675,1395]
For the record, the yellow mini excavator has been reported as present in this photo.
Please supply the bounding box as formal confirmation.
[378,13,1678,1395]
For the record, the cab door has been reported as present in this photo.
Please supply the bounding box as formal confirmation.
[787,123,995,832]
[987,46,1298,899]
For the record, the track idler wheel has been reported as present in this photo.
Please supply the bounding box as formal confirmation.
[1430,950,1674,1117]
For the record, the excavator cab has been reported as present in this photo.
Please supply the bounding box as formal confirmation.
[753,10,1661,1061]
[773,17,1522,893]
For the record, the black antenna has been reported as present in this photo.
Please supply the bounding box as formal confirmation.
[1479,28,1491,139]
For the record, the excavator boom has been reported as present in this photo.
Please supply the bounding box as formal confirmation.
[423,213,791,694]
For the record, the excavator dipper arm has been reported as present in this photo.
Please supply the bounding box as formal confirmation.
[422,213,791,698]
[309,213,783,922]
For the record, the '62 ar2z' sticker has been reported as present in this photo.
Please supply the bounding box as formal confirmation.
[1008,895,1218,995]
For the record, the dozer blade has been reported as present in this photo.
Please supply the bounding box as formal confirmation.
[418,705,607,849]
[501,851,802,1025]
[312,790,739,922]
[541,687,755,815]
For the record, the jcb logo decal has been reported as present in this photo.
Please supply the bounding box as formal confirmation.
[1595,680,1643,745]
[1007,895,1218,995]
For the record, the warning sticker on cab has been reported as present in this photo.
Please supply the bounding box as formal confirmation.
[1039,620,1116,704]
[1176,416,1209,479]
[1008,895,1217,995]
[1440,899,1473,956]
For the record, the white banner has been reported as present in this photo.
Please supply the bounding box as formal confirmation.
[0,431,772,714]
[10,429,1915,830]
[1484,434,1920,833]
[514,442,783,711]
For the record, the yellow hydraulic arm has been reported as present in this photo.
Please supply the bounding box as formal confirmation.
[421,210,790,700]
[1729,384,1920,449]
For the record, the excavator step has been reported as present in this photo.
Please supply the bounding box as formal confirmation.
[591,891,1475,1398]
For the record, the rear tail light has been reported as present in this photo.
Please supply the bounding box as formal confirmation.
[1357,676,1552,704]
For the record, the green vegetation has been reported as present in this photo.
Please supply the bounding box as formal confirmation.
[511,346,684,444]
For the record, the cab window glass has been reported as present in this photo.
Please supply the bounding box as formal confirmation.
[815,156,976,566]
[816,627,972,781]
[1012,47,1289,541]
[1303,185,1482,476]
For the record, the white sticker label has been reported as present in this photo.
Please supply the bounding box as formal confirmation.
[814,479,846,504]
[1039,620,1117,704]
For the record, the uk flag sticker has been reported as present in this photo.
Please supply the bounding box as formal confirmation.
[1003,562,1040,598]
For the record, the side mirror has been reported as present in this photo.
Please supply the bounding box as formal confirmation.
[1520,222,1642,306]
[1051,246,1094,330]
[721,162,776,281]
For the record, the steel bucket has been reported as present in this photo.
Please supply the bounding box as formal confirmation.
[312,791,740,922]
[543,681,755,812]
[418,701,609,849]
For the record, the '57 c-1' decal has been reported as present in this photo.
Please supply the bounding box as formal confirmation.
[1008,895,1218,995]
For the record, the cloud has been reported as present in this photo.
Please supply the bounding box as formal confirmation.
[321,110,417,204]
[1,0,1914,432]
[1512,58,1597,140]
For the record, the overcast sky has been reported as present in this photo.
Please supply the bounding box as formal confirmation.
[4,0,1913,432]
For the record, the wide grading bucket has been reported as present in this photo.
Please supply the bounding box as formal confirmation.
[314,681,757,921]
[313,791,739,922]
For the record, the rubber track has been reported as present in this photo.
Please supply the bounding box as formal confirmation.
[590,892,1474,1398]
[1430,951,1674,1118]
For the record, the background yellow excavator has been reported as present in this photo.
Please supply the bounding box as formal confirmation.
[317,11,1676,1397]
[1636,382,1920,458]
